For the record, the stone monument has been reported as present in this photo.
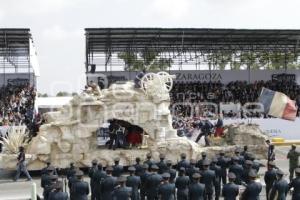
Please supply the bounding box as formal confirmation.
[0,72,268,170]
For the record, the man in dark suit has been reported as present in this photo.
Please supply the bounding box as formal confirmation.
[144,153,155,170]
[134,157,144,176]
[112,157,123,177]
[186,159,197,180]
[177,153,190,171]
[269,169,289,200]
[229,156,244,185]
[145,164,163,200]
[241,170,262,200]
[264,161,277,200]
[108,119,119,150]
[241,160,254,184]
[89,159,98,200]
[197,152,208,171]
[217,151,228,185]
[101,166,117,200]
[48,181,68,200]
[126,166,141,200]
[140,164,150,200]
[222,172,239,200]
[289,167,300,200]
[175,167,190,200]
[188,173,205,200]
[41,166,56,200]
[71,170,89,200]
[210,158,221,200]
[157,153,168,174]
[92,163,106,200]
[43,174,58,200]
[166,160,176,183]
[113,175,132,200]
[158,173,176,200]
[201,159,216,200]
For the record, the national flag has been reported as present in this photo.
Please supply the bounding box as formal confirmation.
[258,87,298,121]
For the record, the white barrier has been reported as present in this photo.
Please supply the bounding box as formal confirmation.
[31,182,37,200]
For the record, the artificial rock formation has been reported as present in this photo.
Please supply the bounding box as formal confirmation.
[0,73,268,170]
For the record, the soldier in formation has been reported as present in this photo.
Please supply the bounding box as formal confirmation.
[39,144,300,200]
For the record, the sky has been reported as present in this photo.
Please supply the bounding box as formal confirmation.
[1,0,300,95]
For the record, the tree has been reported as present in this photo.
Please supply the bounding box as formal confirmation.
[118,50,172,71]
[56,91,70,97]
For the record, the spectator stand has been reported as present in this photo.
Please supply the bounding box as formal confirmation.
[0,29,40,142]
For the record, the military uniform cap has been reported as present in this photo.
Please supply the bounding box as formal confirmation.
[162,173,170,178]
[114,157,120,162]
[245,160,253,165]
[106,166,113,171]
[276,169,284,175]
[228,172,236,179]
[180,153,186,158]
[151,164,159,170]
[179,167,186,172]
[232,156,239,161]
[47,166,55,171]
[92,159,98,164]
[219,150,225,155]
[234,148,240,153]
[159,153,165,159]
[128,166,136,171]
[295,168,300,174]
[201,152,207,156]
[202,159,210,166]
[292,144,296,148]
[248,170,257,178]
[192,173,201,179]
[75,170,84,176]
[50,174,58,180]
[142,164,149,169]
[118,175,127,182]
[166,160,172,165]
[146,153,152,158]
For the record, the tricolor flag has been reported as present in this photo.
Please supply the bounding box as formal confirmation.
[258,87,298,121]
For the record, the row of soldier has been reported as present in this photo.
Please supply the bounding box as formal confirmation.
[40,146,300,200]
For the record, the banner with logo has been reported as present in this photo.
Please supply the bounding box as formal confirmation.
[87,69,300,88]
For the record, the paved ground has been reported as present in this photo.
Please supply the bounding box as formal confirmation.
[0,146,294,200]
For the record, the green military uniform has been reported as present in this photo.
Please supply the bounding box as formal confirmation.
[287,145,300,181]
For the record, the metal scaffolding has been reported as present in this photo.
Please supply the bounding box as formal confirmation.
[0,28,38,87]
[85,28,300,72]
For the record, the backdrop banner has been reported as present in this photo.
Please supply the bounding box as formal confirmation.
[87,69,300,87]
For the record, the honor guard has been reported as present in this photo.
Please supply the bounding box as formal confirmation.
[175,167,190,200]
[126,166,141,200]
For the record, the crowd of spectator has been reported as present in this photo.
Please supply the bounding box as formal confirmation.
[0,83,37,133]
[170,79,300,118]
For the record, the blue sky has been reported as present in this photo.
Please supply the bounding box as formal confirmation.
[1,0,300,95]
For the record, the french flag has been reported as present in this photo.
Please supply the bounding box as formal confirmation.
[258,87,298,121]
